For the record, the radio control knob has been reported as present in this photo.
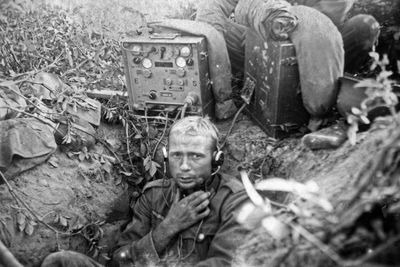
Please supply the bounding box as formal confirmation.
[176,68,185,77]
[143,69,152,78]
[186,58,194,66]
[149,91,157,100]
[133,57,141,64]
[166,78,172,85]
[178,79,184,86]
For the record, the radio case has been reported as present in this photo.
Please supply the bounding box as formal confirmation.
[122,29,214,117]
[244,29,309,138]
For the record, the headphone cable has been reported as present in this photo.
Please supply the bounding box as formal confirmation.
[178,219,204,261]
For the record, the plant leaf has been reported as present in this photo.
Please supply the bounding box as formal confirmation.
[24,221,34,236]
[59,216,68,227]
[236,202,268,230]
[17,212,25,226]
[149,160,160,177]
[48,156,59,168]
[120,171,132,177]
[78,152,85,162]
[143,156,151,171]
[347,123,358,146]
[261,216,290,240]
[240,170,270,211]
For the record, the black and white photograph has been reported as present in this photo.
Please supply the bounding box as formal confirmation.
[0,0,399,266]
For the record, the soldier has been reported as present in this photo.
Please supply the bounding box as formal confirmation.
[196,0,379,130]
[41,116,249,266]
[286,0,380,73]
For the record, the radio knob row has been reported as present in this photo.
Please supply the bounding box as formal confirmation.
[132,57,194,67]
[165,79,185,86]
[138,69,186,78]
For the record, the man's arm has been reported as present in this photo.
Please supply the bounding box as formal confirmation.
[195,190,250,267]
[299,0,355,27]
[112,191,160,265]
[196,0,239,34]
[235,0,297,41]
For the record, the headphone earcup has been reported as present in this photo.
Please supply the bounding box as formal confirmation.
[212,150,224,168]
[162,147,168,161]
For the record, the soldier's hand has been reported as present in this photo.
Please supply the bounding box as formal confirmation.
[165,190,211,232]
[269,13,298,41]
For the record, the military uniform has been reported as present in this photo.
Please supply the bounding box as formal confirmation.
[114,173,249,266]
[41,173,249,267]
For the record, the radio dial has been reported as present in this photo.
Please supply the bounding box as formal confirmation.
[176,68,186,77]
[143,69,152,78]
[176,57,186,68]
[142,58,152,69]
[180,46,191,57]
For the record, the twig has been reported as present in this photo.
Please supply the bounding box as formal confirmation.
[61,58,90,77]
[144,106,150,138]
[220,102,246,149]
[0,240,23,267]
[96,138,130,173]
[0,106,63,136]
[14,188,61,206]
[125,123,134,169]
[128,120,140,137]
[9,51,64,81]
[0,82,49,114]
[0,170,70,236]
[152,113,170,159]
[22,80,57,96]
[133,114,176,122]
[288,222,345,266]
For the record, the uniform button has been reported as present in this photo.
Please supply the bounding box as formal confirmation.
[197,233,205,242]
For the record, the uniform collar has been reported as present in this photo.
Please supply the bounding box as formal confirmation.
[179,174,221,198]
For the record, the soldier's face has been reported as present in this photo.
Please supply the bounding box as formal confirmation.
[168,133,214,191]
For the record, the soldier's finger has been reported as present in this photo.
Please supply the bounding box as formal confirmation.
[173,188,181,204]
[185,190,205,202]
[190,192,210,207]
[197,207,210,219]
[194,199,209,213]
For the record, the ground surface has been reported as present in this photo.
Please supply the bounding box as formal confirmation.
[1,111,395,266]
[0,123,128,266]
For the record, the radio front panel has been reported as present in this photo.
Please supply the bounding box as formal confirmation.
[122,35,214,117]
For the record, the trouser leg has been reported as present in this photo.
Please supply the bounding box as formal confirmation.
[224,21,247,75]
[196,0,247,75]
[341,14,380,73]
[41,251,104,267]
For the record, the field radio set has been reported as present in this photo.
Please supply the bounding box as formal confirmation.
[121,27,214,117]
[244,29,309,138]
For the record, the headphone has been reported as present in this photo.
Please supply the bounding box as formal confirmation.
[162,147,224,176]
